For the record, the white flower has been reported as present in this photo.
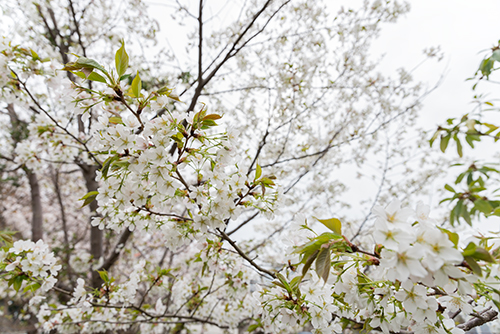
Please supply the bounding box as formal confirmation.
[73,278,86,301]
[419,229,463,272]
[372,199,414,228]
[373,222,415,250]
[380,245,427,281]
[394,280,428,313]
[370,314,391,334]
[41,276,57,292]
[11,240,34,254]
[438,294,473,315]
[6,256,21,271]
[415,202,435,224]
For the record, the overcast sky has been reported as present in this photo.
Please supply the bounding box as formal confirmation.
[370,0,500,123]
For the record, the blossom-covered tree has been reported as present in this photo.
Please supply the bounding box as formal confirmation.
[0,0,499,333]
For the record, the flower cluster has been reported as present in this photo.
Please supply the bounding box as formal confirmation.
[1,239,61,294]
[36,241,266,333]
[254,200,498,334]
[90,105,278,249]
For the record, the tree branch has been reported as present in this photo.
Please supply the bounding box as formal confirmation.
[217,229,275,279]
[457,308,498,332]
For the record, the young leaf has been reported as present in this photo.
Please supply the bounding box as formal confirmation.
[109,117,124,125]
[24,282,41,293]
[464,255,482,276]
[115,41,129,78]
[471,247,495,263]
[444,184,456,193]
[315,247,331,283]
[247,324,262,332]
[87,72,107,83]
[302,250,319,276]
[203,114,222,120]
[101,154,120,179]
[13,275,24,292]
[255,163,262,180]
[492,49,500,62]
[80,191,98,208]
[157,86,172,96]
[98,269,109,283]
[313,217,342,235]
[131,71,142,98]
[474,199,493,215]
[429,129,441,147]
[275,272,292,294]
[462,242,477,257]
[454,133,463,157]
[440,133,451,153]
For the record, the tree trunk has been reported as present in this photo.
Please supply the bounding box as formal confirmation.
[26,170,43,242]
[81,164,103,288]
[7,103,44,242]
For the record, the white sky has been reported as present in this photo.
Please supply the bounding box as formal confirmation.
[370,0,500,123]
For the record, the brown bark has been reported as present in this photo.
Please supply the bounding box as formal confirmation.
[81,164,102,288]
[26,170,43,241]
[98,227,132,272]
[7,103,44,242]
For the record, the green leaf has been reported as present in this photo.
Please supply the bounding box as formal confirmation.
[73,71,89,80]
[440,134,451,153]
[259,177,275,187]
[444,184,456,193]
[454,133,463,157]
[247,324,261,332]
[157,86,172,96]
[98,269,109,283]
[109,117,124,125]
[463,242,477,257]
[0,231,15,245]
[314,217,342,235]
[302,250,319,276]
[101,154,120,179]
[63,57,107,74]
[471,247,495,263]
[168,93,181,102]
[462,207,472,225]
[465,134,480,148]
[492,50,500,62]
[23,282,41,293]
[13,275,24,292]
[131,71,142,98]
[203,114,222,121]
[255,163,262,180]
[115,41,129,78]
[87,72,107,83]
[429,129,441,147]
[290,275,302,290]
[479,58,494,78]
[474,199,493,215]
[464,255,482,276]
[315,247,331,283]
[80,191,98,208]
[119,74,131,82]
[275,273,292,294]
[76,57,107,73]
[30,49,39,60]
[437,227,459,248]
